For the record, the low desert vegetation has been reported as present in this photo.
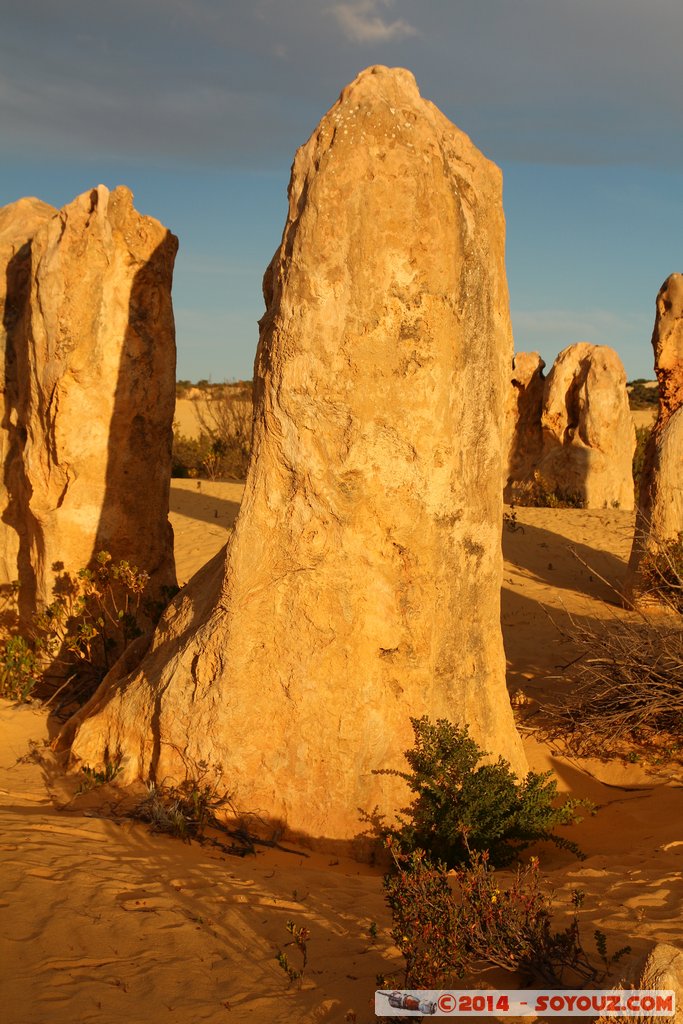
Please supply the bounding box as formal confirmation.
[0,551,176,710]
[374,717,627,991]
[173,379,253,480]
[551,536,683,758]
[276,920,311,988]
[373,716,589,868]
[552,614,683,756]
[548,532,683,761]
[132,759,257,856]
[627,379,659,411]
[382,846,629,989]
[638,532,683,614]
[129,759,301,859]
[507,472,586,509]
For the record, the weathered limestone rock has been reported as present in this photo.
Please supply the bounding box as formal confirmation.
[0,198,57,596]
[626,275,683,598]
[536,343,635,509]
[16,185,178,618]
[636,943,683,1023]
[652,274,683,425]
[632,405,683,546]
[65,66,527,842]
[604,943,683,1024]
[504,352,545,500]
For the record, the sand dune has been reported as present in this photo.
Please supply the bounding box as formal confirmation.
[2,497,682,1023]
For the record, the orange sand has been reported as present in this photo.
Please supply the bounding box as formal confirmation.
[1,496,682,1023]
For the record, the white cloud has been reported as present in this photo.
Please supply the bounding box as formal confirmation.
[331,0,417,43]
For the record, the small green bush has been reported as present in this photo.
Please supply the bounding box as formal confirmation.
[375,716,588,867]
[172,428,250,480]
[172,431,210,478]
[0,635,41,701]
[0,551,176,707]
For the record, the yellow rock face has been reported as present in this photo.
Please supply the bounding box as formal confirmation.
[539,343,636,510]
[0,197,57,595]
[626,274,683,599]
[67,66,526,842]
[2,185,178,620]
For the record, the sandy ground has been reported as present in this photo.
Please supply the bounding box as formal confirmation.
[1,493,682,1023]
[169,479,243,586]
[174,396,215,440]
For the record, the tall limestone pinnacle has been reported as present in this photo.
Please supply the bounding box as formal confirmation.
[65,67,527,841]
[625,273,683,599]
[0,198,58,592]
[0,185,178,621]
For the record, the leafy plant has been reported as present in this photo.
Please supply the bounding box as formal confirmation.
[276,920,310,988]
[0,635,42,701]
[78,758,122,792]
[384,845,630,989]
[172,381,253,481]
[627,381,658,410]
[0,551,174,707]
[375,716,589,867]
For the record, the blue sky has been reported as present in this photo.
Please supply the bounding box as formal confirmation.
[2,0,682,382]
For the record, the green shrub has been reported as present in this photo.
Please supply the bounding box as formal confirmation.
[172,427,250,481]
[375,716,588,867]
[172,431,210,477]
[78,758,122,792]
[172,382,253,481]
[0,551,176,707]
[384,845,629,988]
[0,635,41,701]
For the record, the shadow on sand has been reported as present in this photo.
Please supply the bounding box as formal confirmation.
[169,484,242,528]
